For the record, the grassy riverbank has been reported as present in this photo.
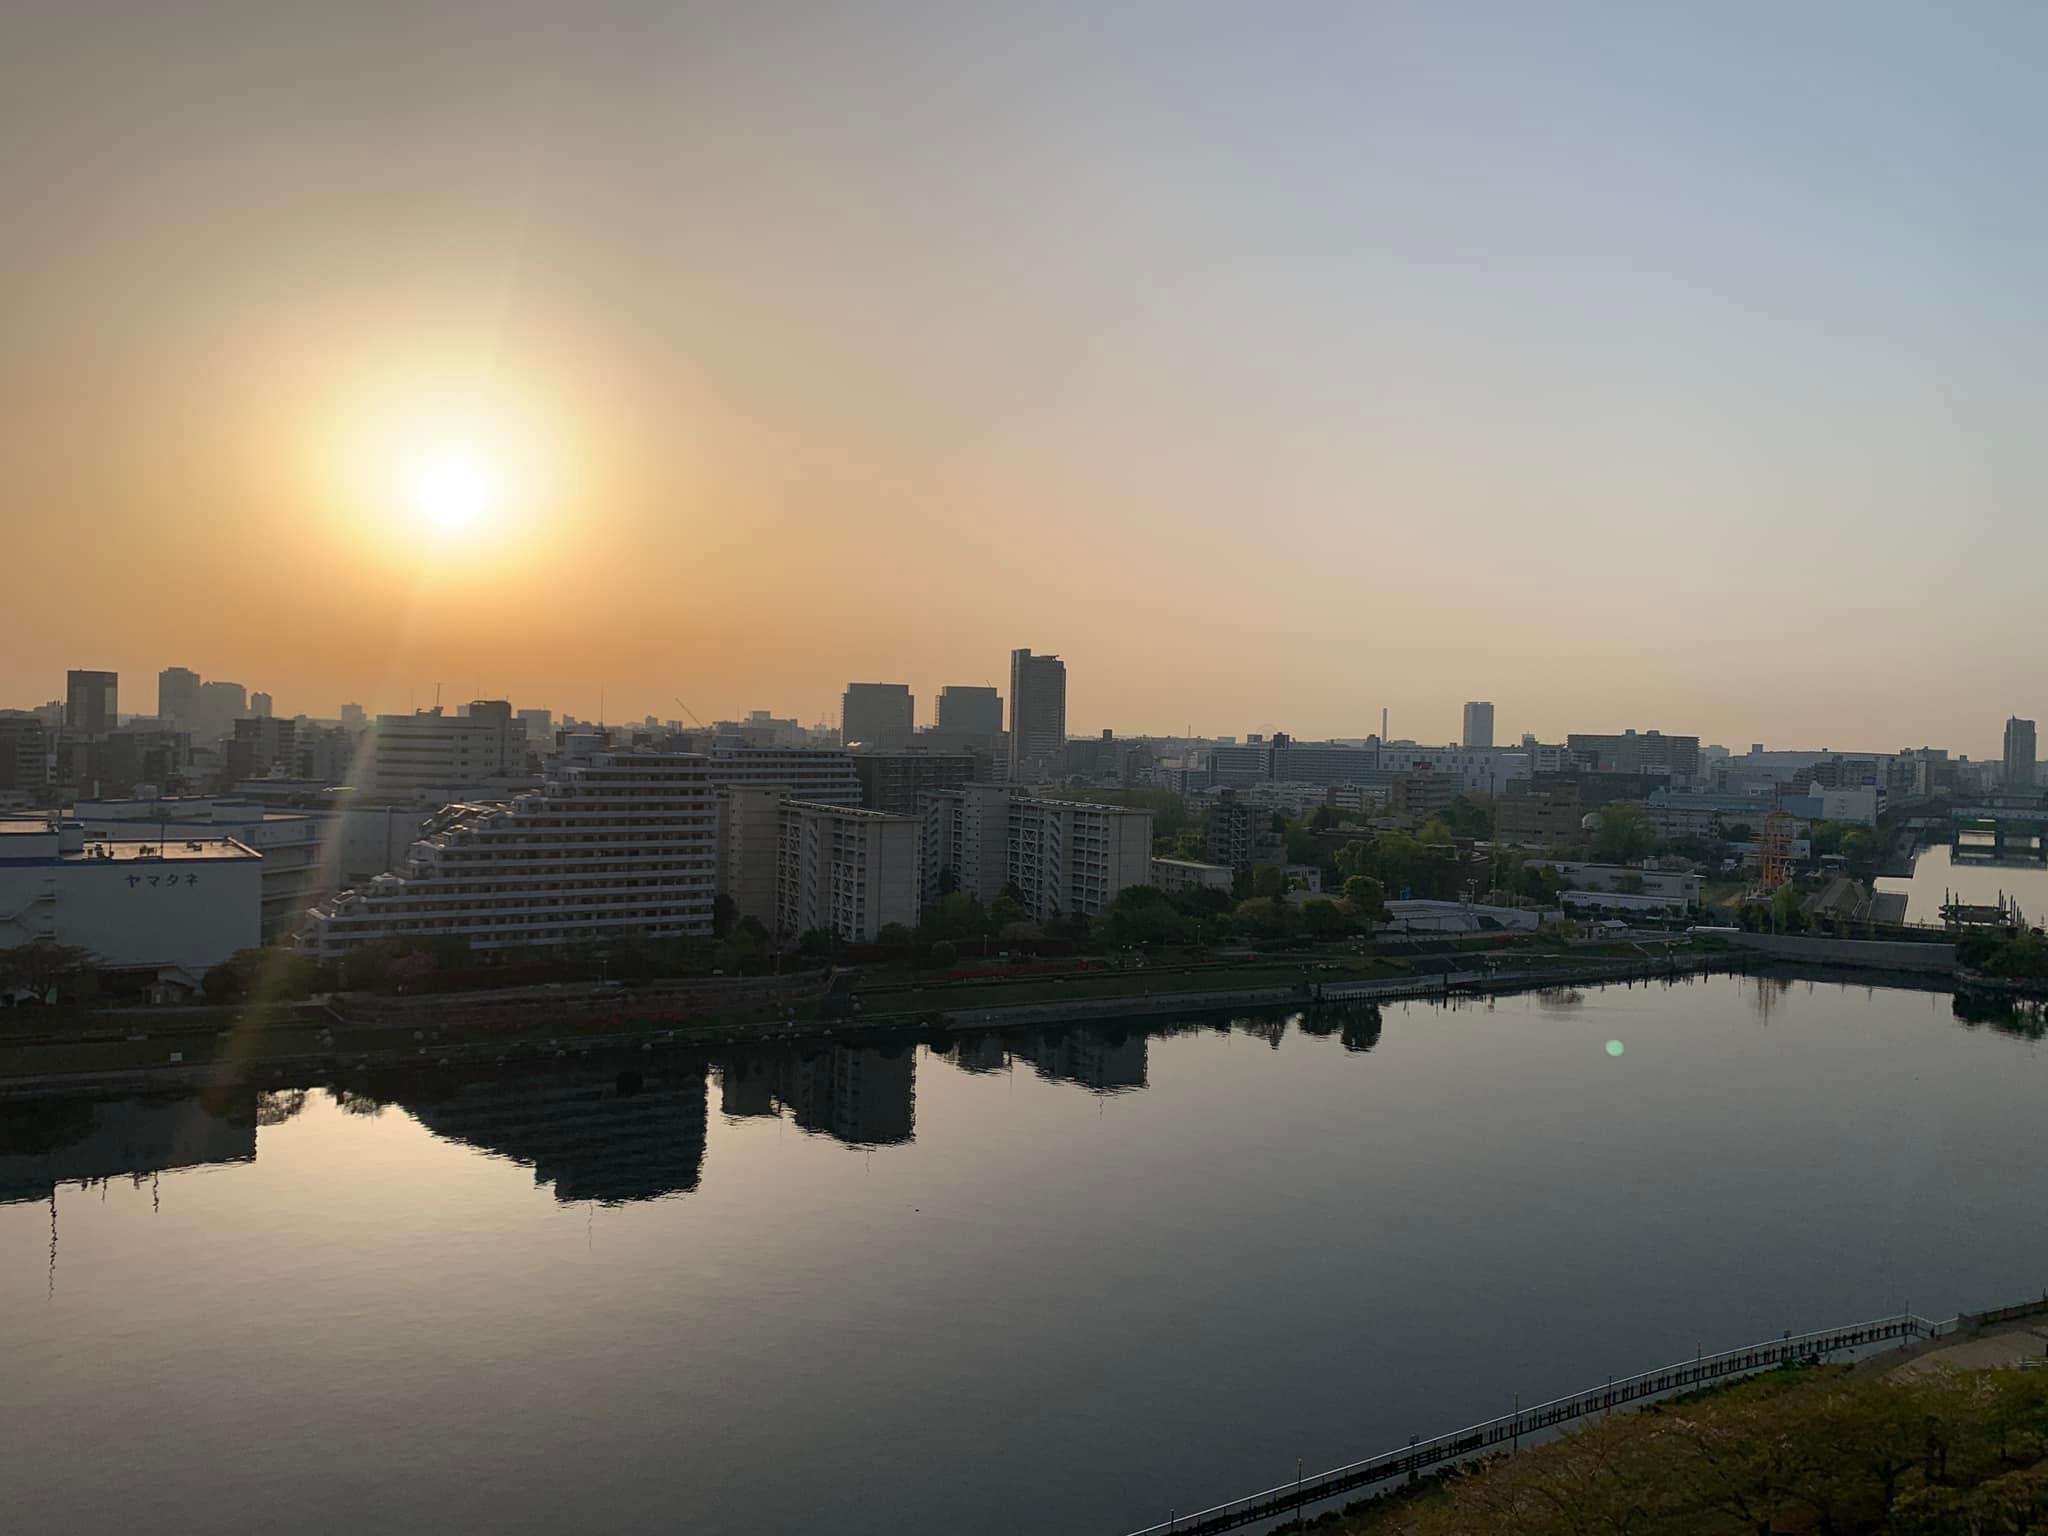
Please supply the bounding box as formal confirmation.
[1317,1358,2048,1535]
[0,938,1717,1092]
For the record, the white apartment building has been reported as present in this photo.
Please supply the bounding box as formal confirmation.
[774,801,920,943]
[920,787,1151,921]
[300,752,717,956]
[704,744,862,806]
[0,818,261,975]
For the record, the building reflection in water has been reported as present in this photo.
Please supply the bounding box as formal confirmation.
[716,1043,918,1147]
[369,1063,710,1206]
[0,1089,258,1207]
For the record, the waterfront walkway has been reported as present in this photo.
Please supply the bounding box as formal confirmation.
[1117,1304,2048,1536]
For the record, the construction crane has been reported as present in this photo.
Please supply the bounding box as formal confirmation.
[673,696,707,729]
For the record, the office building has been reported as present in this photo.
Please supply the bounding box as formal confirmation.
[1496,780,1592,847]
[853,750,984,816]
[774,801,921,943]
[2004,717,2037,791]
[65,670,118,736]
[72,796,327,942]
[302,752,717,956]
[195,680,248,743]
[934,685,1003,737]
[1389,766,1456,827]
[0,817,261,975]
[250,691,273,718]
[356,708,522,801]
[1462,701,1495,751]
[841,683,914,750]
[225,717,296,782]
[1007,650,1067,783]
[158,667,201,726]
[339,702,367,730]
[920,786,1151,920]
[0,713,51,801]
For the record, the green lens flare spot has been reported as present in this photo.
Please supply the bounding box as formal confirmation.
[1605,1039,1625,1057]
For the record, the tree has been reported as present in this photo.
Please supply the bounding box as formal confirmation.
[1593,801,1654,862]
[710,892,738,940]
[1770,881,1807,933]
[1301,898,1347,938]
[928,939,958,968]
[1250,864,1286,900]
[988,893,1028,929]
[876,922,914,951]
[1441,793,1495,840]
[1418,816,1455,847]
[0,939,96,1003]
[935,865,959,897]
[1342,875,1389,923]
[1232,897,1297,937]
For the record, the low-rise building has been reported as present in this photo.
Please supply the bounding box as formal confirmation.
[1149,857,1233,895]
[0,817,260,976]
[72,797,326,942]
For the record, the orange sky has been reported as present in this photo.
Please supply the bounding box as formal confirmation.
[5,4,2045,757]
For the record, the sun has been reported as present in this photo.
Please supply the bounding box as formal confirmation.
[406,442,497,532]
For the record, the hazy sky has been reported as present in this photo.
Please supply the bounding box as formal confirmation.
[5,2,2045,754]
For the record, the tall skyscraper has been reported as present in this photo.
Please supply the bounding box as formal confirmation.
[158,666,201,725]
[841,683,914,749]
[2003,716,2036,791]
[1462,701,1495,750]
[934,685,1003,736]
[1007,650,1067,782]
[251,691,274,718]
[65,669,118,735]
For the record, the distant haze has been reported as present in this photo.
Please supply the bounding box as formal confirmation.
[5,3,2045,757]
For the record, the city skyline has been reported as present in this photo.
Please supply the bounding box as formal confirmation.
[7,4,2048,754]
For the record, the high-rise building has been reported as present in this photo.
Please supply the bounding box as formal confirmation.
[934,685,1003,737]
[1007,650,1067,783]
[919,786,1150,921]
[852,751,980,815]
[339,702,367,730]
[158,667,201,726]
[251,691,273,718]
[0,712,50,799]
[2003,716,2037,791]
[195,680,248,743]
[65,670,118,736]
[302,751,718,955]
[1462,701,1495,751]
[840,683,914,750]
[704,744,862,805]
[774,801,921,943]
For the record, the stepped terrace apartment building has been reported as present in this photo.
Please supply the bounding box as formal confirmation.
[301,752,716,956]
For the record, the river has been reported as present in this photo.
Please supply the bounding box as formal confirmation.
[1879,840,2048,926]
[3,973,2045,1535]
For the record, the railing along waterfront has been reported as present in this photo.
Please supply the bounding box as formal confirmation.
[1122,1311,1959,1536]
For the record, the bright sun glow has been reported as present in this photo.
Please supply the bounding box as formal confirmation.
[407,443,497,532]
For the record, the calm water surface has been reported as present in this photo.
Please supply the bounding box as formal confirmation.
[1879,841,2048,924]
[4,974,2046,1535]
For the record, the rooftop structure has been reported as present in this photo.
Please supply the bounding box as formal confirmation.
[0,817,261,974]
